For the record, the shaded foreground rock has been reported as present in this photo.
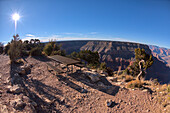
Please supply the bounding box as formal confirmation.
[7,84,22,94]
[106,100,116,107]
[17,64,32,75]
[0,104,10,113]
[107,77,117,82]
[85,71,101,82]
[10,97,26,110]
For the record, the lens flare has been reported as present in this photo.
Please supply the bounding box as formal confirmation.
[12,13,20,35]
[12,13,20,21]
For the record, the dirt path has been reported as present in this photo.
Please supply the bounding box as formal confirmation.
[0,55,164,113]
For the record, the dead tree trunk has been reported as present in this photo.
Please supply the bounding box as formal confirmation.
[136,60,145,80]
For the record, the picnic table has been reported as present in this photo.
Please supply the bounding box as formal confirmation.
[47,55,83,74]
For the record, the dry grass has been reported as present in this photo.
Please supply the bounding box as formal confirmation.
[167,85,170,93]
[126,80,143,88]
[14,58,25,64]
[154,84,170,108]
[125,75,134,82]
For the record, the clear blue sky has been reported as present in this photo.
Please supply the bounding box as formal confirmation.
[0,0,170,48]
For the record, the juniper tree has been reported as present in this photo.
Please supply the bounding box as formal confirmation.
[126,48,153,80]
[8,34,23,62]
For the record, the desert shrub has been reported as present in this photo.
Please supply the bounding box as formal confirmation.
[70,51,79,59]
[117,75,125,80]
[21,50,29,56]
[8,34,23,62]
[167,85,170,93]
[30,47,42,56]
[51,50,66,56]
[152,78,159,85]
[60,50,66,56]
[78,50,100,66]
[87,63,98,69]
[0,42,3,54]
[105,67,114,76]
[43,41,63,56]
[100,62,107,70]
[43,43,53,56]
[127,80,143,88]
[125,75,134,82]
[4,43,10,54]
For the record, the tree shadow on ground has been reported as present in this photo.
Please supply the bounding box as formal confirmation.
[9,61,63,113]
[58,71,120,96]
[56,74,84,93]
[23,78,67,113]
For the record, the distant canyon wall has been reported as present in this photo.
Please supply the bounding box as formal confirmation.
[57,40,170,83]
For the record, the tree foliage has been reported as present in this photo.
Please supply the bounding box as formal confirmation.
[69,50,100,68]
[0,42,3,54]
[30,47,42,56]
[70,51,79,59]
[8,34,23,62]
[100,62,107,70]
[77,50,100,66]
[125,48,153,79]
[43,41,65,56]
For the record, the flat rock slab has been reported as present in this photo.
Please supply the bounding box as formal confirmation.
[85,71,101,82]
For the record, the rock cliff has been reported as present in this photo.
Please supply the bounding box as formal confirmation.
[149,45,170,67]
[57,40,170,83]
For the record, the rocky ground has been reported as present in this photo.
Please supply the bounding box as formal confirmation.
[0,55,169,113]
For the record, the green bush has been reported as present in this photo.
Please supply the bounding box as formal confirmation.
[30,47,42,56]
[21,50,29,56]
[167,85,170,93]
[8,35,23,62]
[43,43,53,56]
[4,43,10,54]
[100,62,107,70]
[78,50,100,65]
[70,51,79,59]
[43,41,63,56]
[0,42,3,54]
[105,67,114,76]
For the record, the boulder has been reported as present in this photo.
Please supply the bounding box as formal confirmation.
[106,100,113,107]
[18,68,26,75]
[11,73,22,84]
[82,67,88,71]
[80,88,88,93]
[142,89,149,92]
[97,82,105,87]
[100,71,108,76]
[85,71,101,82]
[30,101,37,107]
[107,77,117,82]
[8,85,22,94]
[5,77,10,84]
[91,69,97,72]
[10,98,25,110]
[0,104,9,113]
[18,64,32,75]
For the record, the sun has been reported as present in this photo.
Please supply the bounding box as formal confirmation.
[12,13,20,21]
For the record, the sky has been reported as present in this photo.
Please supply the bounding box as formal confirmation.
[0,0,170,48]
